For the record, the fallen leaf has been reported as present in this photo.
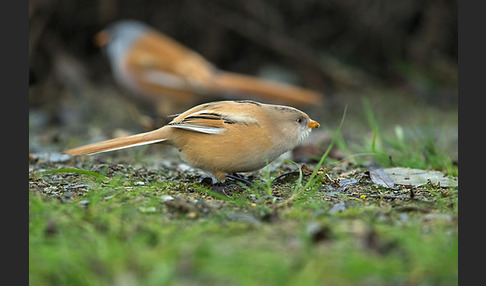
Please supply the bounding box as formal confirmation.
[383,167,458,187]
[366,162,395,189]
[30,152,72,163]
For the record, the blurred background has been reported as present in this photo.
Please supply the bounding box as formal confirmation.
[29,0,458,161]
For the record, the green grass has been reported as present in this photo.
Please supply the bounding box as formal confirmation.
[333,98,458,177]
[29,102,458,286]
[29,186,457,285]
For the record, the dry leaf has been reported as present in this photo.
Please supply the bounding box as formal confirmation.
[383,167,458,187]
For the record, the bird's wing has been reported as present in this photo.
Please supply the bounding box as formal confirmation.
[126,31,214,89]
[167,108,259,134]
[167,111,228,134]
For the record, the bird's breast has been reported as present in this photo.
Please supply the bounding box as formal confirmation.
[169,124,277,173]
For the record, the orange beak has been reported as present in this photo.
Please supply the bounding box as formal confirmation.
[308,120,320,129]
[94,30,110,47]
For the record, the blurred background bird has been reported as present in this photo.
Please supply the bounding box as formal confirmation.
[28,1,457,162]
[94,20,324,118]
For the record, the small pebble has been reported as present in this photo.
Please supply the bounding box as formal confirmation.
[161,195,175,202]
[79,200,90,207]
[328,202,346,215]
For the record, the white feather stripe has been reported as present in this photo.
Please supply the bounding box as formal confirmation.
[224,113,259,125]
[169,124,225,134]
[87,138,168,155]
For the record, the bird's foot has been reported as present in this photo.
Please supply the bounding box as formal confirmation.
[226,173,253,187]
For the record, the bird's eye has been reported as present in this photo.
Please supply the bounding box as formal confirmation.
[296,118,303,124]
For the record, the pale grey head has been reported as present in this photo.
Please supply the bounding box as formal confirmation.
[102,20,149,63]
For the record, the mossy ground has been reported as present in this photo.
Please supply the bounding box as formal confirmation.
[29,140,458,285]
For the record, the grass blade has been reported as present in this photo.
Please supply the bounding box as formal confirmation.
[31,168,108,181]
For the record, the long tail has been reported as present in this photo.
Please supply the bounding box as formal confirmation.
[63,128,169,156]
[209,71,323,106]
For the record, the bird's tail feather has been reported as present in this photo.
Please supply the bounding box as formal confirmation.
[63,128,168,156]
[210,71,323,106]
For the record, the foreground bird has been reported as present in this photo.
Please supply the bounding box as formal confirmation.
[95,20,323,115]
[64,100,320,182]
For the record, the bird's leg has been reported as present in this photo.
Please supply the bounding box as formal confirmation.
[198,173,252,187]
[226,173,253,186]
[198,173,236,197]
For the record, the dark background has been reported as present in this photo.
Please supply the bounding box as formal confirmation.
[25,2,472,284]
[28,0,458,158]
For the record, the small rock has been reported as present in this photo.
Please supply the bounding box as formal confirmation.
[79,200,90,207]
[161,195,175,202]
[328,202,346,215]
[178,163,194,172]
